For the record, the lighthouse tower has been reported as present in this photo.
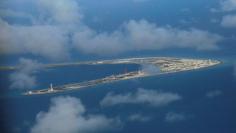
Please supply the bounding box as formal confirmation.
[49,83,54,92]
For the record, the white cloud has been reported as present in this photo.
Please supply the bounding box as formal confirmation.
[210,18,220,23]
[217,0,236,28]
[125,20,221,51]
[0,0,80,61]
[180,8,191,13]
[73,20,222,55]
[36,0,82,25]
[165,112,186,123]
[127,114,152,122]
[220,0,236,12]
[0,0,223,60]
[100,88,181,107]
[221,14,236,28]
[0,19,70,61]
[72,26,126,55]
[210,8,220,13]
[31,96,122,133]
[206,90,222,98]
[9,58,42,90]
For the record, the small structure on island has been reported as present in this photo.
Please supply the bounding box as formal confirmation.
[49,83,54,92]
[138,70,142,75]
[110,75,116,80]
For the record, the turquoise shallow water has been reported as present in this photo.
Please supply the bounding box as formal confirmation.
[0,61,236,133]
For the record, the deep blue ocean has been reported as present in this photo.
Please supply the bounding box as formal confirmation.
[0,57,235,133]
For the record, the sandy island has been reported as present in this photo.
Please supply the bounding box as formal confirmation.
[21,57,221,95]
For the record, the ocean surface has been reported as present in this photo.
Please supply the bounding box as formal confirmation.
[0,59,236,133]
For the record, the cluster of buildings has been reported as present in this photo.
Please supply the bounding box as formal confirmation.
[159,59,220,72]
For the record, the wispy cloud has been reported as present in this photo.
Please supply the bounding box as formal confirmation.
[9,58,42,90]
[36,0,82,25]
[165,112,186,123]
[221,14,236,28]
[220,0,236,12]
[214,0,236,28]
[31,96,122,133]
[206,90,222,98]
[100,88,181,107]
[127,113,152,122]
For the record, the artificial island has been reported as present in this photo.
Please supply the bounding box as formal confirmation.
[24,57,221,95]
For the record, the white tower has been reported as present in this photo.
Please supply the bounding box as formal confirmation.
[138,70,142,74]
[50,83,54,91]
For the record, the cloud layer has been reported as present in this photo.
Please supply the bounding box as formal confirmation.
[31,96,121,133]
[100,88,181,107]
[73,20,222,55]
[0,0,223,60]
